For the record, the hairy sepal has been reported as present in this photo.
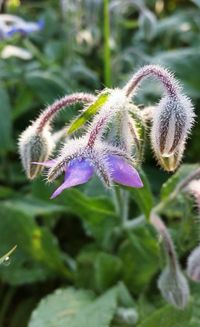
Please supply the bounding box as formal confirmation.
[18,124,54,179]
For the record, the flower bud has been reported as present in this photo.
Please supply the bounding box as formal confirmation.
[158,266,190,309]
[155,143,185,172]
[18,124,54,179]
[114,307,138,326]
[151,94,194,164]
[187,245,200,282]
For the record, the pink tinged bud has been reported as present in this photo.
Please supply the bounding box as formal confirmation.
[158,266,190,309]
[187,245,200,282]
[151,94,194,159]
[18,124,54,180]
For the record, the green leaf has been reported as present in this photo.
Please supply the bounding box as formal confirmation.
[67,89,111,135]
[138,304,192,327]
[161,164,198,200]
[153,48,200,98]
[58,188,117,244]
[0,88,12,153]
[119,225,159,294]
[129,169,154,219]
[0,203,70,285]
[6,196,66,217]
[26,71,66,103]
[76,249,123,292]
[29,287,118,327]
[94,252,123,292]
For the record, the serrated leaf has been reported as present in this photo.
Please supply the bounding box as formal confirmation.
[67,90,111,135]
[130,169,154,219]
[138,304,192,327]
[29,287,117,327]
[161,164,198,200]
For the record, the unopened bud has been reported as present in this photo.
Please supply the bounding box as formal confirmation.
[155,144,185,172]
[18,124,54,179]
[151,94,194,162]
[187,245,200,282]
[114,307,138,326]
[158,266,190,309]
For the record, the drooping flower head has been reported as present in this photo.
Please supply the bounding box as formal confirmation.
[18,64,194,198]
[123,65,195,171]
[34,89,143,198]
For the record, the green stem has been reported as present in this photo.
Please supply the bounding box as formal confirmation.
[103,0,111,87]
[112,188,130,228]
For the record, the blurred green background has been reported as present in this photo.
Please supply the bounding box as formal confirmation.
[0,0,200,326]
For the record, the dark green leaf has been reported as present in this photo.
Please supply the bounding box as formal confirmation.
[138,304,192,327]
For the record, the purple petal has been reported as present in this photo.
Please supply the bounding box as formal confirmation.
[107,154,143,188]
[51,159,94,199]
[32,160,57,168]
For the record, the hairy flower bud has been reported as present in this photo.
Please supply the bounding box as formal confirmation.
[18,124,54,179]
[187,245,200,282]
[151,94,194,160]
[158,266,190,309]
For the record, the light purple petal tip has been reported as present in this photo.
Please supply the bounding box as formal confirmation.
[32,159,57,168]
[107,154,143,188]
[51,159,94,199]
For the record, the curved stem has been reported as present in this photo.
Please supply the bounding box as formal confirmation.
[36,93,96,133]
[123,65,180,98]
[150,212,178,272]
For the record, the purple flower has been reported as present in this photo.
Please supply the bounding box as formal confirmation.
[34,154,143,199]
[0,14,44,40]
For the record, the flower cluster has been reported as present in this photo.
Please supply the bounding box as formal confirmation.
[19,65,194,199]
[0,14,43,40]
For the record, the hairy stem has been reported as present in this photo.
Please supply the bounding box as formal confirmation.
[124,65,180,98]
[37,93,95,133]
[150,212,178,272]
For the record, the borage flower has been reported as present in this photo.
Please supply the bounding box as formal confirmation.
[34,140,143,199]
[0,14,43,39]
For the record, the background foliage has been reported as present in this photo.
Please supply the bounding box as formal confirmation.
[0,0,200,326]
